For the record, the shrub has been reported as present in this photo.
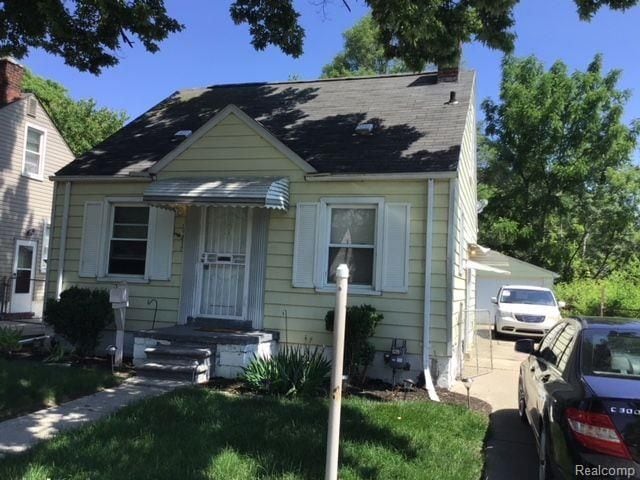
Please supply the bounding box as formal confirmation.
[325,304,383,385]
[243,345,331,398]
[556,275,640,317]
[44,287,114,357]
[0,326,22,356]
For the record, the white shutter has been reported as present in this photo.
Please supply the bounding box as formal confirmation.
[381,203,410,292]
[148,207,175,281]
[292,202,319,288]
[79,201,104,277]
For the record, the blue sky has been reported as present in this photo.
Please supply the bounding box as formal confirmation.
[23,0,640,139]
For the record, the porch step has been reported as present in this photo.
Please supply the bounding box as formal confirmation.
[136,362,208,383]
[144,346,212,359]
[136,344,213,384]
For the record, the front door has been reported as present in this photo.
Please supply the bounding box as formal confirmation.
[11,240,37,313]
[197,207,251,320]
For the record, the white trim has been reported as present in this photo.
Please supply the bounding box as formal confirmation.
[423,179,439,401]
[50,175,152,182]
[40,220,50,273]
[380,203,411,293]
[446,179,458,357]
[305,171,456,182]
[11,239,38,313]
[22,123,47,180]
[242,209,253,320]
[148,104,316,175]
[318,197,384,292]
[56,182,71,299]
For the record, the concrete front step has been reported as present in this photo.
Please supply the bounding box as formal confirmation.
[136,362,209,383]
[144,345,212,359]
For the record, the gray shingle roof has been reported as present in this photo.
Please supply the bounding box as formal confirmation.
[56,71,475,177]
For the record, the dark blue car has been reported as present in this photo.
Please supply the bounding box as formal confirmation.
[515,317,640,479]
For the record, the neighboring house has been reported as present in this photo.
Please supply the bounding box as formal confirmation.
[46,68,477,388]
[0,57,74,318]
[472,249,559,324]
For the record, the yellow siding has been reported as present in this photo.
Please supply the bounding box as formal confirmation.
[48,111,459,360]
[449,74,478,371]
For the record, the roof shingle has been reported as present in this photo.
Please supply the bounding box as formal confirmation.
[56,71,475,177]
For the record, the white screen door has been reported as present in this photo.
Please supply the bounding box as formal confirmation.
[11,240,37,313]
[198,207,251,319]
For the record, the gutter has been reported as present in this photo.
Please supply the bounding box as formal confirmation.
[50,175,152,182]
[446,178,459,358]
[305,171,456,182]
[423,179,440,401]
[56,181,71,299]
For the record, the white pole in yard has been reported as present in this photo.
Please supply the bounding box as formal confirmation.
[325,264,349,480]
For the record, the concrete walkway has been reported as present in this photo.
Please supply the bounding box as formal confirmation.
[0,376,187,457]
[451,328,539,480]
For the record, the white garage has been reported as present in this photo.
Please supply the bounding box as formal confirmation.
[471,250,559,324]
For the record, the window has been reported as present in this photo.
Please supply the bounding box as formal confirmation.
[41,221,50,273]
[538,324,565,364]
[553,324,577,372]
[326,205,378,288]
[23,125,45,178]
[107,206,150,276]
[292,198,409,293]
[581,329,640,379]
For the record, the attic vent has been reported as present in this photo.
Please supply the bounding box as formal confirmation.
[355,123,374,135]
[174,130,192,138]
[27,97,37,117]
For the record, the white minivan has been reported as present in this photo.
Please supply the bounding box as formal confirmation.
[491,285,565,338]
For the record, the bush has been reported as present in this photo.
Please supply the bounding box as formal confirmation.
[44,287,114,357]
[243,345,331,398]
[325,304,383,385]
[0,327,22,356]
[556,275,640,317]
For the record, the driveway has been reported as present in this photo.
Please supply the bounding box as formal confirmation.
[451,327,539,480]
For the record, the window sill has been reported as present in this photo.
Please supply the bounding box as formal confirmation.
[315,287,382,297]
[22,173,44,182]
[97,276,150,284]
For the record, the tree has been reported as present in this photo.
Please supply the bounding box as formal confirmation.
[1,1,637,74]
[23,70,127,156]
[322,16,412,78]
[479,55,640,281]
[0,0,182,74]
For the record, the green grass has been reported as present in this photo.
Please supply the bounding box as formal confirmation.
[0,358,121,421]
[0,388,488,480]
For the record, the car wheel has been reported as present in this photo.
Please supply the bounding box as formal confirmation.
[538,423,553,480]
[518,381,528,425]
[493,324,502,340]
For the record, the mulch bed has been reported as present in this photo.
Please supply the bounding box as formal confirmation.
[205,377,491,415]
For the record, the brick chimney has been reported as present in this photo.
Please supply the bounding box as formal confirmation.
[0,57,25,105]
[437,65,459,83]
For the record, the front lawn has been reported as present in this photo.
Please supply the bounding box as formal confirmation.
[0,358,121,421]
[0,388,488,480]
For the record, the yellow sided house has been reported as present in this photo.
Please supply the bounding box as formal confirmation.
[47,68,478,389]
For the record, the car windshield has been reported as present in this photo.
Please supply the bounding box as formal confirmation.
[581,330,640,379]
[499,289,556,306]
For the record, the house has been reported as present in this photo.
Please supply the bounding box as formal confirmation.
[472,250,559,324]
[0,57,74,318]
[46,68,477,389]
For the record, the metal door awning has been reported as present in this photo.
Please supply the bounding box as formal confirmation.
[143,177,289,210]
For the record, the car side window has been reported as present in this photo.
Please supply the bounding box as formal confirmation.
[554,324,577,373]
[538,324,566,365]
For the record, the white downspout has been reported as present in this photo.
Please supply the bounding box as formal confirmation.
[56,181,71,299]
[423,179,439,401]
